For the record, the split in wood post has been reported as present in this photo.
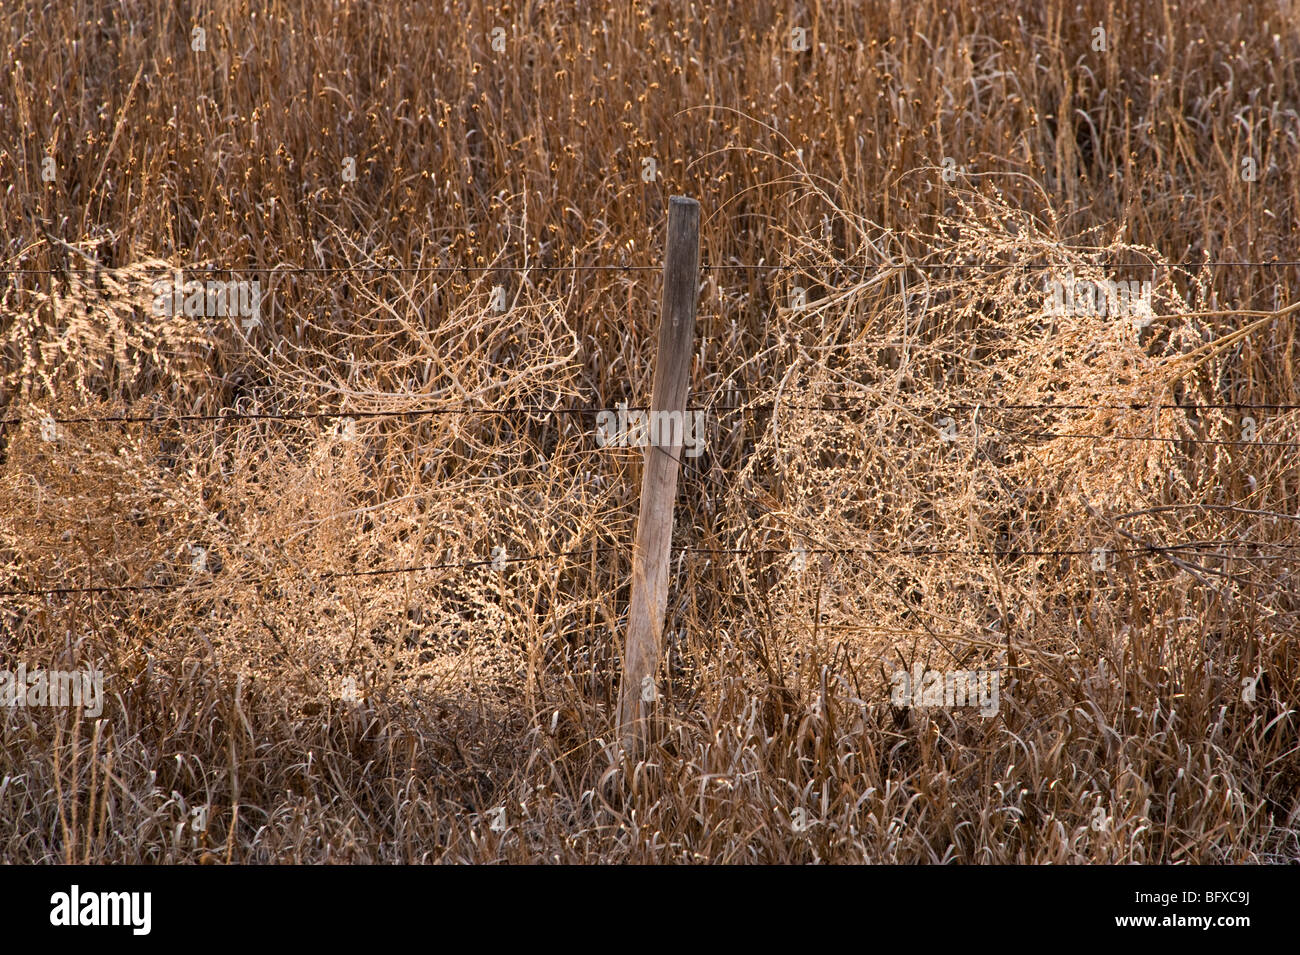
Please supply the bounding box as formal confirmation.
[616,195,701,751]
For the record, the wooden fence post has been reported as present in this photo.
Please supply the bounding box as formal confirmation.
[617,195,701,750]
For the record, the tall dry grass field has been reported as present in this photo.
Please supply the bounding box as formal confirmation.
[1,0,1298,862]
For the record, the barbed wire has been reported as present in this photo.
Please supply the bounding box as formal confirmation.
[2,538,1295,598]
[0,545,616,597]
[6,401,1300,448]
[4,259,1300,278]
[5,255,1298,598]
[699,387,1300,412]
[0,405,702,427]
[3,265,663,276]
[978,422,1300,448]
[685,541,1300,558]
[0,404,760,429]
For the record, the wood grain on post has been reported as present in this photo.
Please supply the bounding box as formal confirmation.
[617,196,701,749]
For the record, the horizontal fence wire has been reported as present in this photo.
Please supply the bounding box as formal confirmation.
[6,402,1300,448]
[0,405,707,427]
[0,545,619,597]
[3,255,1296,599]
[978,422,1300,448]
[698,387,1300,412]
[3,539,1297,598]
[8,398,1300,422]
[5,260,1300,277]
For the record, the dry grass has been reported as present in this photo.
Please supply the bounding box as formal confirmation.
[1,0,1298,863]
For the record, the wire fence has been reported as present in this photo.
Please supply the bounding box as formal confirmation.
[10,397,1300,422]
[6,259,1300,277]
[5,402,1299,447]
[2,253,1297,601]
[4,540,1297,598]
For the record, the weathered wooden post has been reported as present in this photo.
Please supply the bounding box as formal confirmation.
[617,196,700,750]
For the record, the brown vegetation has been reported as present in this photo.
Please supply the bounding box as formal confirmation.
[1,0,1297,862]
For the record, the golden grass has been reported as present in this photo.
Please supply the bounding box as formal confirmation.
[1,0,1297,863]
